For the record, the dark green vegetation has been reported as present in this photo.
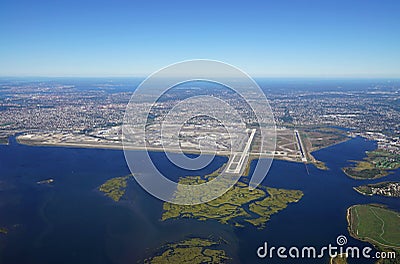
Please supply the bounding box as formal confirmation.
[98,175,130,202]
[347,204,400,263]
[354,182,400,197]
[0,227,8,235]
[369,150,400,170]
[344,166,386,179]
[343,149,400,179]
[162,170,303,229]
[348,204,400,248]
[144,238,230,264]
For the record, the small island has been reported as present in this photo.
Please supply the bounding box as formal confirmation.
[354,182,400,197]
[144,237,230,264]
[162,170,303,229]
[0,227,8,235]
[37,178,54,185]
[343,149,400,179]
[347,204,400,262]
[98,175,131,202]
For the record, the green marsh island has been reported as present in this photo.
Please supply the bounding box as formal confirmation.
[162,168,304,229]
[157,174,303,262]
[0,227,8,235]
[347,204,400,263]
[343,149,400,179]
[144,237,230,264]
[98,175,130,202]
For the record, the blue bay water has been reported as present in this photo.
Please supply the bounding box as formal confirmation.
[0,136,399,263]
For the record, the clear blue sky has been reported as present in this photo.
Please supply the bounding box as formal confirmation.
[0,0,399,77]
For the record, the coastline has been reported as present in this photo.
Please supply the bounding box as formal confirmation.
[16,136,229,156]
[309,137,351,154]
[16,135,308,164]
[346,204,400,251]
[352,182,400,198]
[341,146,400,180]
[352,187,373,196]
[342,167,390,180]
[14,132,354,170]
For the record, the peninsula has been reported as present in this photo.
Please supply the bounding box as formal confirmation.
[354,182,400,197]
[343,148,400,179]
